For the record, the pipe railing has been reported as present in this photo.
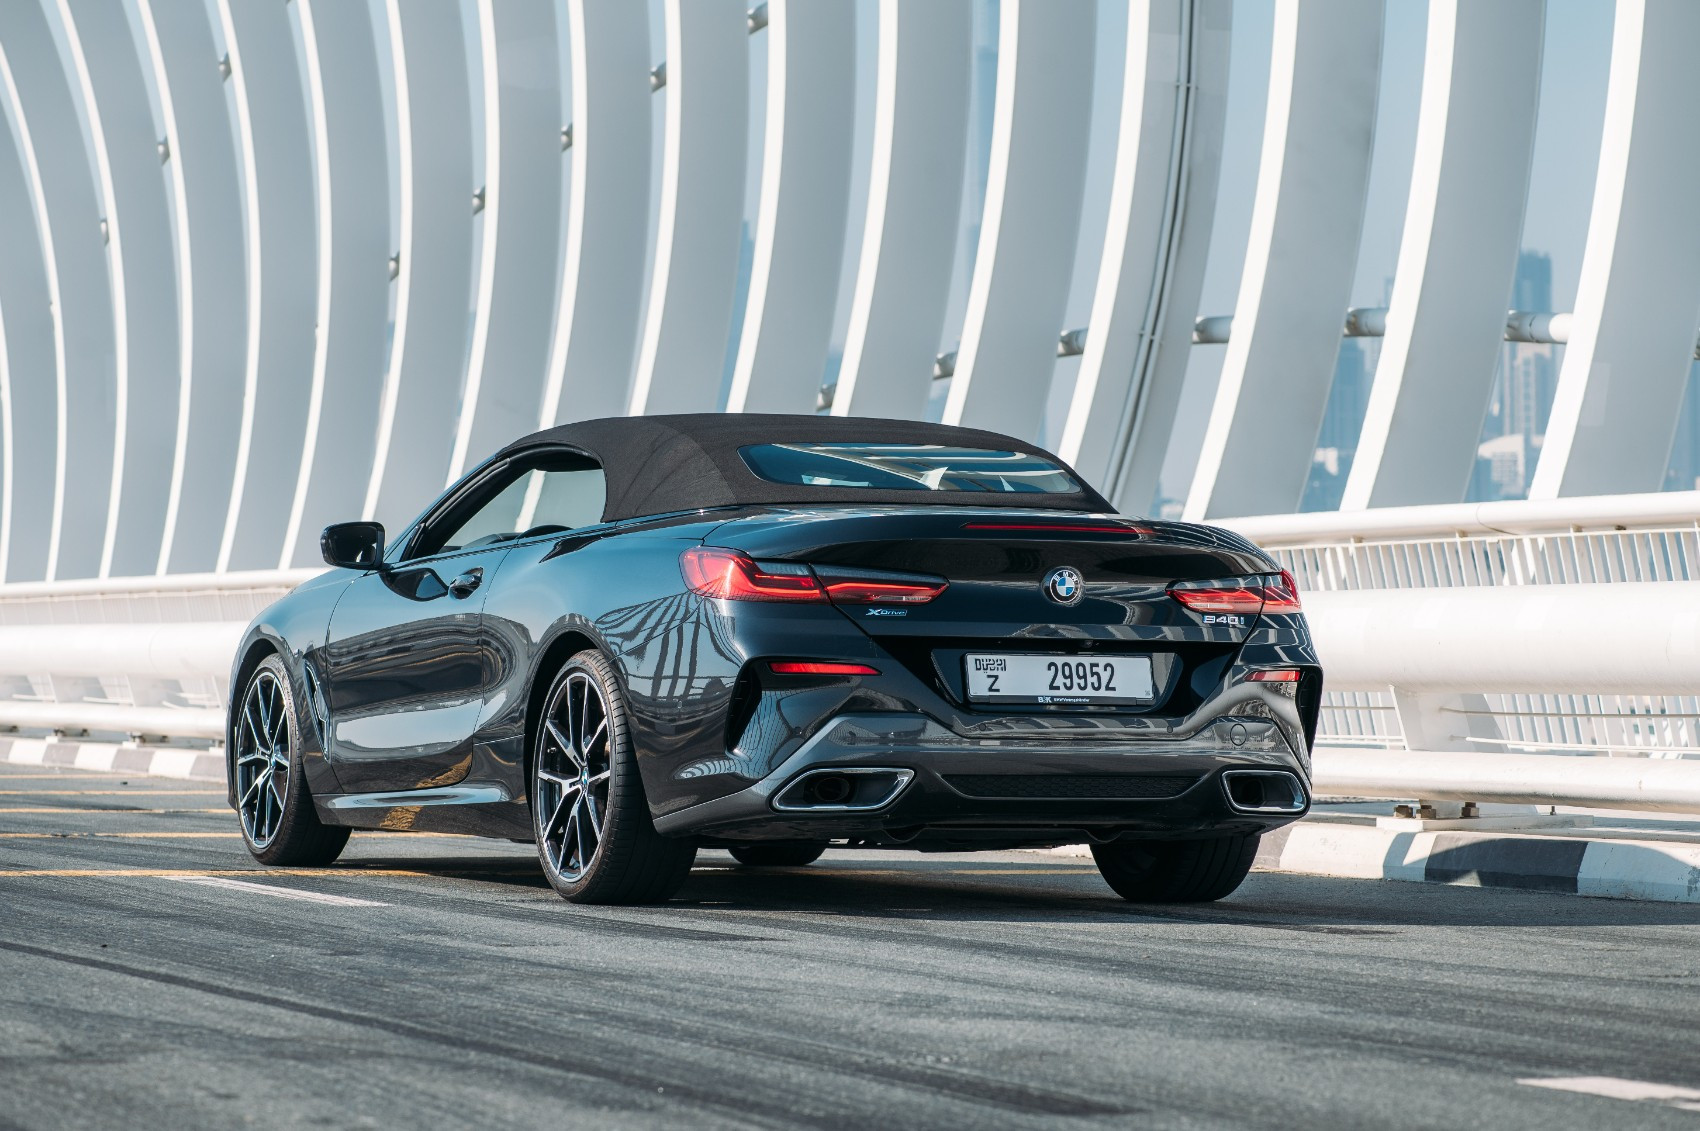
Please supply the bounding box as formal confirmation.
[2,493,1699,813]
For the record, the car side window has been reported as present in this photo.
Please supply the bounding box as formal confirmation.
[408,452,606,559]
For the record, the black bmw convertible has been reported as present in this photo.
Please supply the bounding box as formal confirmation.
[228,414,1320,904]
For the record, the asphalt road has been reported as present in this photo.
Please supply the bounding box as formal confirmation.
[5,761,1700,1130]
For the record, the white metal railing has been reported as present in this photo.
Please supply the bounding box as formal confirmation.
[1218,489,1700,592]
[2,493,1700,812]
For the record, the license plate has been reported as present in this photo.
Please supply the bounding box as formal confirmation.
[964,653,1155,705]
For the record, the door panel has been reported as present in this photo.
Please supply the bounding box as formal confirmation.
[319,545,513,792]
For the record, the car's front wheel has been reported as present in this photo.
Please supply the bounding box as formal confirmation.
[235,654,349,866]
[532,651,697,904]
[729,841,829,867]
[1091,834,1259,903]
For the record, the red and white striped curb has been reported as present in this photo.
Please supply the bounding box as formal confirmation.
[0,736,224,782]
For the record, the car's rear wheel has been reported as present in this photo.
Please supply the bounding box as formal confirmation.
[1091,834,1259,903]
[532,651,697,904]
[236,655,350,866]
[728,841,829,867]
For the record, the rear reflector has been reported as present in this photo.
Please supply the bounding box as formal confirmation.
[681,547,825,602]
[769,661,880,676]
[1246,668,1302,683]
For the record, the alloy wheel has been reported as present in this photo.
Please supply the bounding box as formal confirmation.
[235,669,291,848]
[536,669,613,882]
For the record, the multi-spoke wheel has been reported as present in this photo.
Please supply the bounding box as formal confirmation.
[531,651,696,904]
[235,666,291,848]
[535,669,613,882]
[235,654,349,867]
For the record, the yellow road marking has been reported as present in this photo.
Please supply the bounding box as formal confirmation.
[0,868,440,878]
[0,865,1080,879]
[0,807,228,814]
[0,774,171,780]
[0,830,489,839]
[0,790,224,796]
[0,831,243,839]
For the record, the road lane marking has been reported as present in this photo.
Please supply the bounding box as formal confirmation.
[0,807,228,814]
[0,867,534,877]
[1520,1076,1700,1111]
[0,867,434,877]
[166,875,389,906]
[0,831,487,839]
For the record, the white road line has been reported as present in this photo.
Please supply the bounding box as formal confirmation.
[165,875,388,907]
[1519,1076,1700,1112]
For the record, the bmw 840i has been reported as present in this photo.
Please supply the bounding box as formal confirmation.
[227,414,1321,904]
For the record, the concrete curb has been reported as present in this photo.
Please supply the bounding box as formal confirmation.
[1256,822,1700,904]
[1039,821,1700,904]
[0,736,225,783]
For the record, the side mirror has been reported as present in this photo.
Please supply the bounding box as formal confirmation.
[321,521,385,570]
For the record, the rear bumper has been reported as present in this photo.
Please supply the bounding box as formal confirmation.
[652,712,1309,847]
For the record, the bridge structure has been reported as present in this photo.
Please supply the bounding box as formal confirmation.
[2,0,1700,826]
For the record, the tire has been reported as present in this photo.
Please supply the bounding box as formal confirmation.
[729,841,829,868]
[235,654,350,867]
[532,651,697,905]
[1091,834,1260,903]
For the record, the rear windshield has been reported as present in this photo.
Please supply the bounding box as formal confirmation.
[739,443,1083,494]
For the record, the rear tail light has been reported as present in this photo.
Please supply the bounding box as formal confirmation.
[822,578,947,604]
[769,661,880,676]
[1246,668,1303,683]
[682,549,947,605]
[1168,582,1266,615]
[812,565,948,605]
[1261,570,1303,613]
[1169,571,1303,617]
[681,548,825,602]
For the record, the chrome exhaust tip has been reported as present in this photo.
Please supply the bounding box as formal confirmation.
[1221,769,1307,814]
[773,767,913,812]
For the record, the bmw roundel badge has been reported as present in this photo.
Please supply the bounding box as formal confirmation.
[1042,566,1084,606]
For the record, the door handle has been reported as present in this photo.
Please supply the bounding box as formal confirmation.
[447,567,483,599]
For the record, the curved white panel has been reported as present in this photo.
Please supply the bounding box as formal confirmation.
[365,0,474,530]
[136,0,247,576]
[1060,0,1232,512]
[1342,0,1545,511]
[725,0,856,416]
[831,0,973,420]
[627,0,749,417]
[0,109,55,582]
[59,0,181,579]
[281,0,391,568]
[0,2,116,582]
[1183,0,1384,521]
[536,0,650,428]
[1529,0,1700,500]
[448,0,562,480]
[942,0,1096,439]
[216,0,317,572]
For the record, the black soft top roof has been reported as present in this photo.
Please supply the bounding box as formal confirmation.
[494,413,1114,523]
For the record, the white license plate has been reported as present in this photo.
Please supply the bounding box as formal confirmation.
[964,653,1155,705]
